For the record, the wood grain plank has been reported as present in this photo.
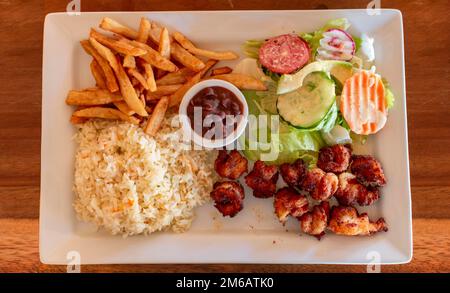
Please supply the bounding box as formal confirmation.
[0,187,40,218]
[0,218,448,273]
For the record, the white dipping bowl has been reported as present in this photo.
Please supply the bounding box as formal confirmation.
[179,79,249,149]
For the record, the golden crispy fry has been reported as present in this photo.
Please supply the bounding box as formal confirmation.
[90,29,146,56]
[136,17,150,43]
[140,94,146,107]
[90,59,107,89]
[156,68,193,85]
[146,84,182,101]
[80,40,119,92]
[155,27,171,80]
[207,73,267,90]
[211,66,233,76]
[89,38,119,71]
[173,31,238,60]
[89,38,148,116]
[158,27,171,59]
[148,22,173,45]
[145,96,169,136]
[123,55,136,68]
[66,88,123,105]
[99,17,138,39]
[70,115,88,124]
[142,62,157,92]
[170,42,205,72]
[122,39,177,72]
[114,101,135,116]
[73,107,139,124]
[127,68,149,90]
[169,59,217,107]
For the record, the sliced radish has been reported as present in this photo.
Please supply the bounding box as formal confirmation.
[317,29,355,61]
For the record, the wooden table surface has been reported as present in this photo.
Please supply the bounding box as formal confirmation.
[0,0,449,273]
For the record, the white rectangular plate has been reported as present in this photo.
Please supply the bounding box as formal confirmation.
[41,10,412,264]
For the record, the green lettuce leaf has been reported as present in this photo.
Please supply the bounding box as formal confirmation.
[353,35,362,53]
[382,78,395,109]
[242,40,264,59]
[240,89,326,165]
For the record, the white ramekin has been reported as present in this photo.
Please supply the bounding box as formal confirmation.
[179,79,249,149]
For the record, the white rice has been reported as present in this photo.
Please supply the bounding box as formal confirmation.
[73,114,217,236]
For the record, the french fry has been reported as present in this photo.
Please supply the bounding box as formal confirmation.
[146,84,182,101]
[206,73,267,91]
[89,38,120,71]
[90,60,107,89]
[173,31,238,60]
[170,42,205,72]
[90,29,146,56]
[145,96,169,136]
[114,101,135,116]
[73,107,140,124]
[156,68,193,85]
[169,59,217,107]
[136,17,150,43]
[123,55,136,68]
[89,38,148,116]
[124,39,177,72]
[211,66,233,76]
[80,40,119,92]
[158,27,171,59]
[66,88,123,105]
[140,94,146,107]
[99,17,138,39]
[156,27,171,79]
[142,62,157,92]
[128,68,149,90]
[148,22,173,45]
[70,115,88,124]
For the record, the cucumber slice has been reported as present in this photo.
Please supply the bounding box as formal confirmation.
[277,71,336,129]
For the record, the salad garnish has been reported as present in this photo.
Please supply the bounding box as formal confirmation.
[239,18,396,165]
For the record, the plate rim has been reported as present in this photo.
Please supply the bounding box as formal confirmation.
[40,9,412,265]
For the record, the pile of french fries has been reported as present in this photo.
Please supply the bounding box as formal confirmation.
[65,17,267,136]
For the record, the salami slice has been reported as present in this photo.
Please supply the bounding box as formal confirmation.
[259,34,310,74]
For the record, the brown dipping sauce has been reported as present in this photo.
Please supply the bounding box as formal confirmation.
[187,86,243,139]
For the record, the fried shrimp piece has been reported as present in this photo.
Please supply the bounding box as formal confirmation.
[317,144,352,173]
[214,150,248,180]
[301,168,338,201]
[350,155,386,187]
[335,173,380,206]
[273,187,309,223]
[279,159,307,188]
[244,160,279,198]
[328,205,388,236]
[210,181,245,217]
[300,201,330,240]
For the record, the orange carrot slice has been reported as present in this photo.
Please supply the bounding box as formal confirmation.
[340,71,387,135]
